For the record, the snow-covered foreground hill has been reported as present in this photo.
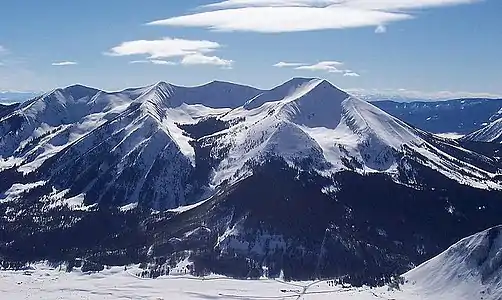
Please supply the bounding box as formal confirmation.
[404,225,502,300]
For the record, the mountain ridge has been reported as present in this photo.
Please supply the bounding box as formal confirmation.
[464,116,502,144]
[1,78,501,207]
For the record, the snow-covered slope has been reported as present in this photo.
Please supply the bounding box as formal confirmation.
[204,78,501,189]
[405,225,502,300]
[0,84,134,170]
[465,117,502,144]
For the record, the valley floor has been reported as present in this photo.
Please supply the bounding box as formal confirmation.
[0,264,450,300]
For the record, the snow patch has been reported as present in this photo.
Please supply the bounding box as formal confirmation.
[0,181,46,203]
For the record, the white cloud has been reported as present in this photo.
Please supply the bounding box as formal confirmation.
[296,61,344,73]
[274,60,360,77]
[181,53,234,68]
[0,46,7,55]
[130,59,177,65]
[106,37,222,59]
[148,0,479,33]
[343,71,360,77]
[375,24,387,33]
[151,59,177,65]
[130,60,151,64]
[273,62,306,67]
[108,37,233,69]
[148,6,410,33]
[52,61,78,66]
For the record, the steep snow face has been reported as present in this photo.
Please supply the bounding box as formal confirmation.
[320,96,421,171]
[339,97,419,148]
[465,117,502,143]
[275,79,349,129]
[405,225,502,300]
[42,105,195,210]
[321,96,500,188]
[210,78,345,186]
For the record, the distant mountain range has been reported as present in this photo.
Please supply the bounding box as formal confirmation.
[373,99,502,135]
[0,91,40,104]
[1,78,501,285]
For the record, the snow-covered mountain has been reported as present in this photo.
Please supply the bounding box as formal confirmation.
[404,225,502,300]
[3,78,499,209]
[1,78,502,284]
[195,78,500,190]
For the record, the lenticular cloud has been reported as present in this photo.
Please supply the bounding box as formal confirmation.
[147,0,479,33]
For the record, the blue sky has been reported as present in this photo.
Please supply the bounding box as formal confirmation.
[0,0,501,98]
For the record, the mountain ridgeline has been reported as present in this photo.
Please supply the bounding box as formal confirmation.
[1,78,502,285]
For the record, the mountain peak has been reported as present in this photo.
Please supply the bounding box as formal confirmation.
[17,84,101,113]
[285,77,323,85]
[135,81,176,119]
[56,84,100,99]
[244,77,347,110]
[150,81,171,88]
[281,77,347,93]
[206,80,242,87]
